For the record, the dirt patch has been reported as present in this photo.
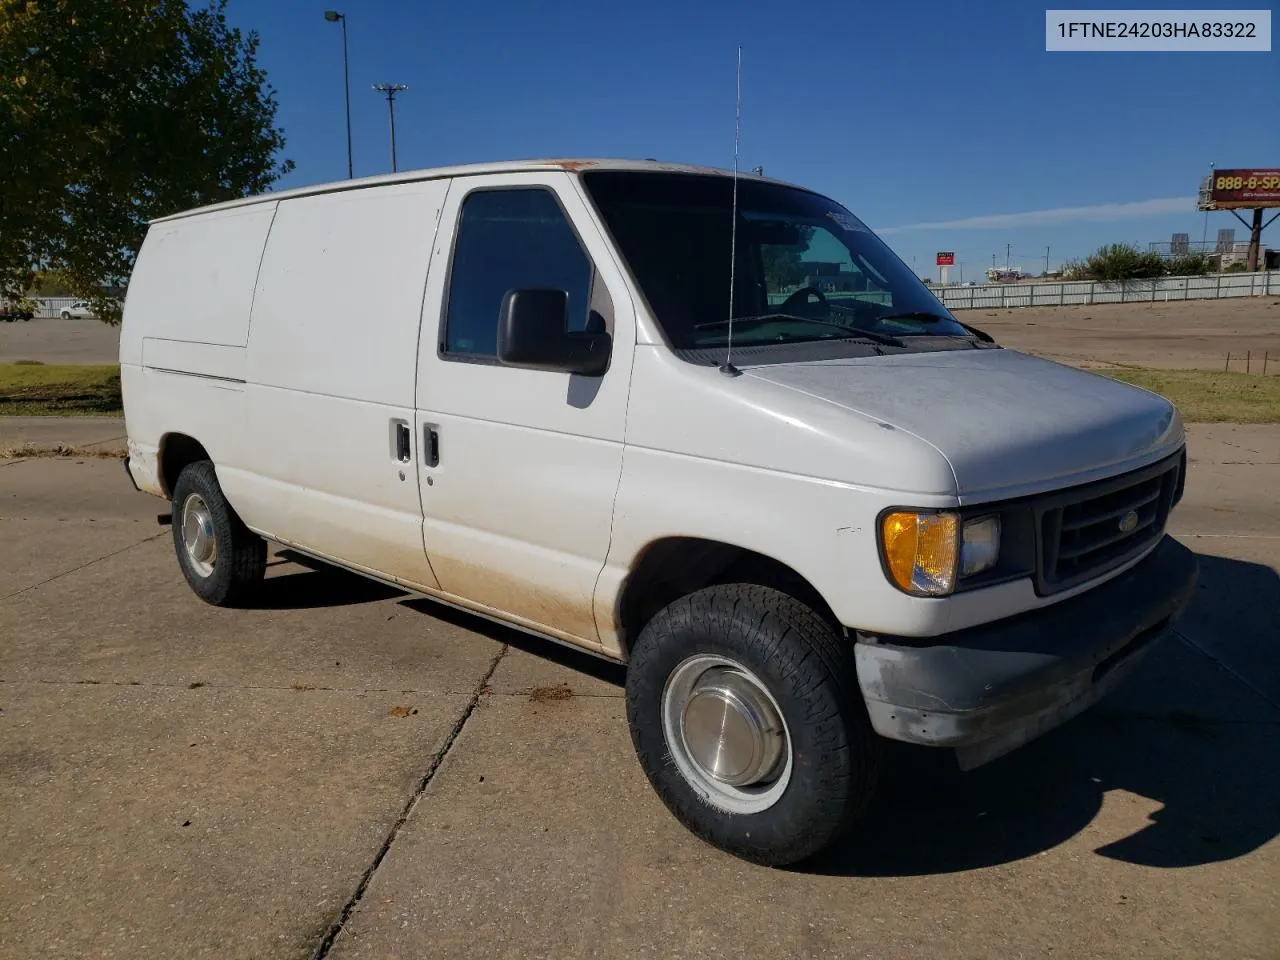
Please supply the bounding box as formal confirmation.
[0,442,125,459]
[387,705,419,717]
[959,297,1280,372]
[528,683,574,703]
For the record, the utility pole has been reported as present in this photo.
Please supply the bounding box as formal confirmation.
[1247,208,1264,271]
[323,11,352,179]
[372,83,408,172]
[1202,162,1214,249]
[1005,243,1012,269]
[1044,245,1050,276]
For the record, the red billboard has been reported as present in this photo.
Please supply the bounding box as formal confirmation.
[936,251,955,266]
[1209,169,1280,208]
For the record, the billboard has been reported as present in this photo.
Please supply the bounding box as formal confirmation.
[936,251,955,266]
[1208,169,1280,208]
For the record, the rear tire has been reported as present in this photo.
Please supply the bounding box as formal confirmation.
[171,460,266,606]
[60,311,71,319]
[625,583,881,867]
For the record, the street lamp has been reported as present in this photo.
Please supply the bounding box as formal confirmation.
[324,10,353,179]
[372,83,408,173]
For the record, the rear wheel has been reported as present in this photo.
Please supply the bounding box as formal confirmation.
[60,311,71,319]
[625,583,881,866]
[171,460,266,606]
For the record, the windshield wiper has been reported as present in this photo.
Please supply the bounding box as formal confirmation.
[875,311,996,344]
[695,314,906,347]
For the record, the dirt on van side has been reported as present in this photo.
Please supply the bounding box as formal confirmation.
[955,296,1280,372]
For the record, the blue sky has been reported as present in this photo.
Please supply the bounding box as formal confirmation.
[231,0,1277,277]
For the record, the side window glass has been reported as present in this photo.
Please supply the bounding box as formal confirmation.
[443,188,592,358]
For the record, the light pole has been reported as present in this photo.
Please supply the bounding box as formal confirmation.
[373,83,408,172]
[1201,161,1214,250]
[323,11,353,179]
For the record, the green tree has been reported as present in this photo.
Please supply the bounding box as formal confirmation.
[1164,252,1214,277]
[759,226,815,290]
[29,268,76,296]
[1064,243,1167,282]
[0,0,294,323]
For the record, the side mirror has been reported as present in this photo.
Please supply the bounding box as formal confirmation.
[496,288,611,377]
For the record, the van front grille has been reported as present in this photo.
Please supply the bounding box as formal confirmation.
[1035,454,1182,595]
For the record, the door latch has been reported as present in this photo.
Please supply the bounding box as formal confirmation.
[423,424,440,467]
[391,420,411,462]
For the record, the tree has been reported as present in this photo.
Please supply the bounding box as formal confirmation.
[1062,243,1167,282]
[1164,252,1214,277]
[759,226,815,290]
[0,0,294,323]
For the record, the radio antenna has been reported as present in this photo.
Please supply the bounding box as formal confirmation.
[719,45,743,378]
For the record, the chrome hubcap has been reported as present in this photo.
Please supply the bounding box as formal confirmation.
[661,655,792,814]
[180,493,217,578]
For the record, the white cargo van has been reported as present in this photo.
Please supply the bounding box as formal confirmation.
[121,159,1197,866]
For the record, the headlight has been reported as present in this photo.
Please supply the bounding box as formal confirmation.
[880,511,1001,596]
[960,515,1001,577]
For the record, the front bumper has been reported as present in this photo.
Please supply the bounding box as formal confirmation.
[854,535,1199,769]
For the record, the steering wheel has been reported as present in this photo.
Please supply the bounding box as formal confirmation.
[780,285,829,316]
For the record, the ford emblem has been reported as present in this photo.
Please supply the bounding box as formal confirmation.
[1118,510,1139,533]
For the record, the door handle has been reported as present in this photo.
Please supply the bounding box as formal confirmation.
[392,420,411,462]
[423,424,440,467]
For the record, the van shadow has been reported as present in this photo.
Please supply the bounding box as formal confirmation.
[249,547,1279,875]
[239,550,405,610]
[398,596,629,687]
[802,552,1280,877]
[261,549,628,685]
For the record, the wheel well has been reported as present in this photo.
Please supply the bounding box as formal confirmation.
[158,434,211,497]
[616,537,840,657]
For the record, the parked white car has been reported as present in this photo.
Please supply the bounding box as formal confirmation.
[119,159,1197,866]
[60,300,95,319]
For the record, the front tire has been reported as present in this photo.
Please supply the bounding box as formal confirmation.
[60,311,71,319]
[625,584,881,867]
[171,460,266,606]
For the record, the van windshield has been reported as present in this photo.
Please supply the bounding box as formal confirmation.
[581,171,971,353]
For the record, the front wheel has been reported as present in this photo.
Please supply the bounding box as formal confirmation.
[171,460,266,606]
[625,584,881,866]
[60,311,71,319]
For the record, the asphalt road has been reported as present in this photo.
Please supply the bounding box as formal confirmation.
[1,425,1277,959]
[0,315,120,365]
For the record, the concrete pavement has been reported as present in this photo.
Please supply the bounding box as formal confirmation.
[0,426,1277,959]
[0,415,126,456]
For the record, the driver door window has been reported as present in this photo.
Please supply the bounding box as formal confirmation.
[442,188,593,359]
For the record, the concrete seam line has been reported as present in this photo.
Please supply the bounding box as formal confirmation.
[1,678,623,697]
[1172,627,1280,713]
[310,642,510,960]
[1177,533,1280,540]
[0,532,167,602]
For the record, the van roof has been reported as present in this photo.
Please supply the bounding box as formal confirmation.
[148,158,800,224]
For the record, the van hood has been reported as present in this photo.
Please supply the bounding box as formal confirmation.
[742,348,1182,501]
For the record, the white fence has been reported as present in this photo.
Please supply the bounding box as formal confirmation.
[937,270,1278,311]
[31,297,80,318]
[24,271,1280,318]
